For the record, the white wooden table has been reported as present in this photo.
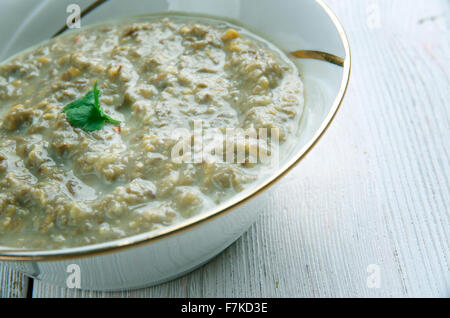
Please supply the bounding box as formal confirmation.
[1,0,449,298]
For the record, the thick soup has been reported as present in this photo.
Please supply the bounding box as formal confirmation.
[0,15,304,249]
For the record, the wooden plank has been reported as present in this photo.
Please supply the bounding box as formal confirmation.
[0,263,29,298]
[31,0,449,297]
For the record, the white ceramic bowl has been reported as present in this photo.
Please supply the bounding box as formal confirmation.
[0,0,350,290]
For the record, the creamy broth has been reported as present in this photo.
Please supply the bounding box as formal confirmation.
[0,15,304,249]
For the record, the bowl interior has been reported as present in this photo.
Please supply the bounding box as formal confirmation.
[0,0,349,255]
[0,0,346,150]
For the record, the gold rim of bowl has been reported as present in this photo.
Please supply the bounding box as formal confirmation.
[0,0,351,261]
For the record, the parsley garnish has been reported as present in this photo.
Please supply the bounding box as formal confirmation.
[62,82,121,132]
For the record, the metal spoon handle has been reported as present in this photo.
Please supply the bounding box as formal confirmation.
[53,0,109,37]
[290,50,344,67]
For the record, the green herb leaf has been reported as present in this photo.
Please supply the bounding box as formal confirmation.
[62,82,121,132]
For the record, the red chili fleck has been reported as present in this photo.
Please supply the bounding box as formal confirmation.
[113,126,121,134]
